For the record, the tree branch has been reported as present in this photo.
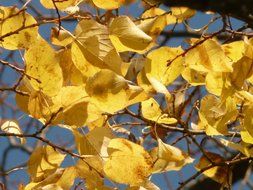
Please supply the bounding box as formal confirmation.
[160,0,253,26]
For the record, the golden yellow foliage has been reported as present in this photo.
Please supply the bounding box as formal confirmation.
[150,139,193,173]
[40,0,80,10]
[141,98,177,124]
[24,38,63,96]
[0,6,38,50]
[104,138,153,186]
[27,146,66,182]
[109,16,153,52]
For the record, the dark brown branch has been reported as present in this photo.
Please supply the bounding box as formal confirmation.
[159,0,253,26]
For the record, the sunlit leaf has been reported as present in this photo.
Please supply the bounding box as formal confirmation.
[230,56,253,89]
[185,39,233,72]
[170,7,196,21]
[109,16,153,52]
[145,46,184,86]
[24,166,76,190]
[85,69,129,113]
[92,0,132,10]
[205,72,226,96]
[104,138,153,186]
[141,98,177,124]
[0,6,38,50]
[25,37,63,96]
[74,126,114,157]
[73,19,123,75]
[51,28,73,47]
[40,0,80,10]
[138,7,177,37]
[181,67,206,86]
[75,156,106,189]
[58,49,85,86]
[242,106,253,141]
[27,145,66,182]
[0,120,25,144]
[51,86,89,126]
[150,139,193,173]
[198,94,237,135]
[222,40,244,62]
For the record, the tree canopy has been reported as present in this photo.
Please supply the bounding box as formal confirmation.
[1,0,253,189]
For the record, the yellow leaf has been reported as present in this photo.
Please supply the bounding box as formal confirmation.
[27,145,65,182]
[40,0,80,10]
[24,168,65,190]
[86,115,107,131]
[236,90,253,103]
[15,85,30,114]
[138,8,177,37]
[243,37,253,59]
[205,72,226,96]
[142,98,177,124]
[71,41,101,80]
[25,37,63,96]
[241,129,253,144]
[222,40,244,62]
[92,0,127,10]
[85,69,129,113]
[242,106,253,140]
[185,39,233,72]
[51,28,73,47]
[181,67,206,86]
[198,95,237,135]
[146,74,170,96]
[28,91,53,122]
[24,166,76,190]
[104,138,153,186]
[219,138,253,157]
[0,6,38,50]
[171,7,196,21]
[126,84,149,106]
[109,16,153,52]
[195,152,230,187]
[137,69,155,94]
[73,19,123,75]
[150,139,193,173]
[74,126,114,157]
[145,46,184,86]
[75,156,105,189]
[56,166,77,189]
[0,120,26,144]
[51,86,89,126]
[230,56,253,89]
[58,49,85,86]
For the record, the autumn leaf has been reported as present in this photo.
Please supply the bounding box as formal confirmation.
[40,0,80,10]
[27,145,66,182]
[150,139,193,173]
[0,6,38,50]
[198,94,237,135]
[141,98,177,124]
[109,16,153,53]
[74,126,114,157]
[24,37,63,96]
[92,0,132,10]
[104,138,153,186]
[185,39,233,72]
[0,120,26,144]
